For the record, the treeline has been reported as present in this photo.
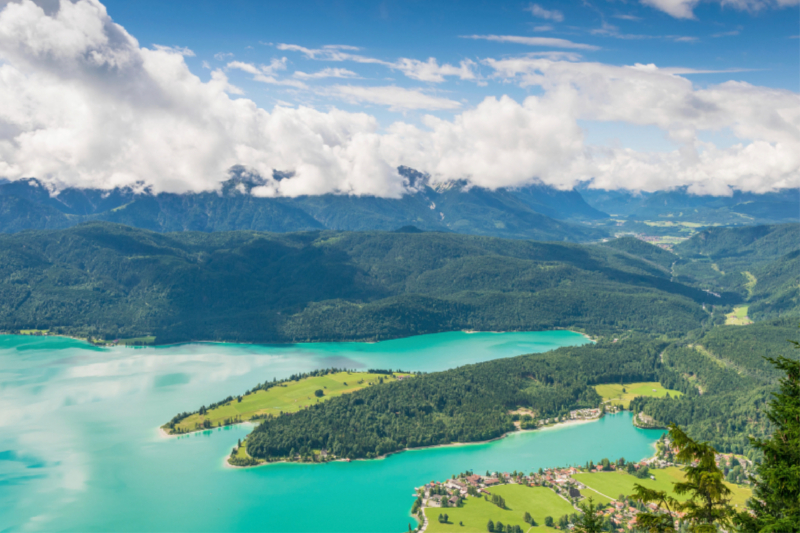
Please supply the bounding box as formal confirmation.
[245,338,665,461]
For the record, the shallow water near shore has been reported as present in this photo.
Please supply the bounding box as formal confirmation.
[0,331,664,532]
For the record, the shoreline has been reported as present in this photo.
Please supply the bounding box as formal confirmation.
[226,413,609,470]
[1,328,591,350]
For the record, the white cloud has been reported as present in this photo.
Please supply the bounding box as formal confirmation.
[711,30,741,37]
[391,58,476,82]
[293,67,359,79]
[641,0,799,19]
[525,4,564,22]
[532,25,554,31]
[226,58,307,88]
[277,43,476,83]
[214,52,234,60]
[327,85,462,111]
[0,0,796,198]
[463,34,600,51]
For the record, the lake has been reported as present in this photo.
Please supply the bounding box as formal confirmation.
[0,331,664,532]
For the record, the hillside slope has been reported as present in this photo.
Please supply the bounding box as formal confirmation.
[0,223,720,344]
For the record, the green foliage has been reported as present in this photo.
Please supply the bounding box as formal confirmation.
[0,222,717,344]
[573,498,604,533]
[735,348,800,533]
[600,237,677,270]
[633,425,733,533]
[245,337,664,460]
[630,320,799,456]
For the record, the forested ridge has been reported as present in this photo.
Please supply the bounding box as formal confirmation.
[246,338,665,460]
[0,222,739,344]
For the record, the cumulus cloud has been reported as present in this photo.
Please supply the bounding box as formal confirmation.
[462,34,600,50]
[0,0,796,198]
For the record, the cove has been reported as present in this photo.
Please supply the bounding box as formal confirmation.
[0,331,663,532]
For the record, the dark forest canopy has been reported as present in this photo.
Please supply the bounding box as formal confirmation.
[0,221,758,345]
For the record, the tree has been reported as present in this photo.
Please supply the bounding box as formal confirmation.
[573,498,604,533]
[735,351,800,533]
[632,424,733,533]
[544,516,554,527]
[314,389,324,397]
[487,520,495,532]
[523,512,532,524]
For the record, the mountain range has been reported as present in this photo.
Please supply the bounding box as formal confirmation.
[0,167,796,241]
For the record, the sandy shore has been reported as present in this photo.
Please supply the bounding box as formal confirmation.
[534,417,601,432]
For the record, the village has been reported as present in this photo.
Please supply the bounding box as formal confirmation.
[412,432,754,532]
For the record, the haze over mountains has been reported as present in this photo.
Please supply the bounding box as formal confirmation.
[1,167,796,241]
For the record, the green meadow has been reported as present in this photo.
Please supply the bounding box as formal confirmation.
[423,484,572,533]
[725,305,753,326]
[168,371,407,433]
[594,382,682,408]
[573,467,751,509]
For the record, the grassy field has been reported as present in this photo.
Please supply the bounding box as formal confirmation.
[423,484,573,532]
[579,488,613,506]
[725,305,753,326]
[19,329,49,335]
[167,371,408,433]
[594,382,683,408]
[573,467,751,509]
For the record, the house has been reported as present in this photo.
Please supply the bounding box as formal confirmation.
[448,496,459,506]
[484,478,500,486]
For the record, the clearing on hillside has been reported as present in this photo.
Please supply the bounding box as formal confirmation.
[725,305,753,326]
[594,382,682,409]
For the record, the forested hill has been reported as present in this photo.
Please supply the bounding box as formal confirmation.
[670,224,800,319]
[246,337,666,461]
[242,320,798,461]
[0,222,725,344]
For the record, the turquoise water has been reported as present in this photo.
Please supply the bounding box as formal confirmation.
[0,331,664,532]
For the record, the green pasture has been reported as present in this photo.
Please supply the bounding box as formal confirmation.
[594,382,682,408]
[424,484,572,532]
[725,305,753,326]
[573,467,751,509]
[579,488,612,506]
[169,371,407,433]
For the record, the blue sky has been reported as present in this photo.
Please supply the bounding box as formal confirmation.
[100,0,799,151]
[0,0,797,196]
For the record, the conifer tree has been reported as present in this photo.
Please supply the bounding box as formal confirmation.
[632,424,733,533]
[735,349,800,533]
[573,498,604,533]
